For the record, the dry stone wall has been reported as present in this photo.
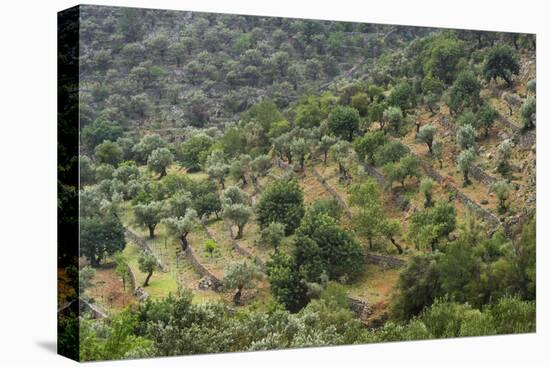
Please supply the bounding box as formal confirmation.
[183,244,223,291]
[125,229,166,272]
[311,166,353,218]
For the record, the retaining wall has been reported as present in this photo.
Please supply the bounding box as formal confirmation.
[439,116,498,186]
[203,221,266,270]
[415,153,502,232]
[310,166,353,218]
[364,252,406,268]
[125,229,166,272]
[183,244,224,291]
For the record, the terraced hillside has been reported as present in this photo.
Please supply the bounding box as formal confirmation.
[70,5,536,361]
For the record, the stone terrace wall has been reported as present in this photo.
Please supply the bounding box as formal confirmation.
[469,163,498,186]
[396,135,503,232]
[439,116,498,186]
[360,162,411,210]
[183,244,223,291]
[485,85,536,149]
[497,114,536,148]
[125,229,166,272]
[203,221,266,270]
[364,252,406,268]
[311,165,353,218]
[127,264,149,301]
[415,154,502,232]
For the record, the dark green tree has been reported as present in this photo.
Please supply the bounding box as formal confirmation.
[408,201,456,251]
[482,45,520,87]
[80,216,126,267]
[256,178,305,235]
[328,105,360,141]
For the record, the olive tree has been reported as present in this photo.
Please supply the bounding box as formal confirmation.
[477,105,498,138]
[223,203,253,239]
[457,148,476,186]
[147,147,174,179]
[205,150,230,189]
[490,180,512,214]
[138,251,158,287]
[259,222,286,251]
[113,252,131,292]
[420,178,435,208]
[456,124,477,151]
[317,135,337,164]
[250,154,272,184]
[348,179,403,253]
[161,209,198,250]
[520,96,536,130]
[329,140,355,182]
[222,185,249,206]
[354,130,388,164]
[290,138,308,170]
[229,154,252,186]
[495,140,513,177]
[408,201,456,251]
[133,134,167,164]
[432,140,444,169]
[416,124,437,154]
[383,106,404,134]
[223,262,263,305]
[133,201,165,238]
[502,92,521,116]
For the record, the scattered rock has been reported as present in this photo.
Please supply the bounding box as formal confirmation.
[198,276,216,290]
[498,132,511,140]
[480,199,489,205]
[134,287,149,301]
[448,233,458,241]
[486,152,493,160]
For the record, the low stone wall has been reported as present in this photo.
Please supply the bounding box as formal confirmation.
[360,162,411,211]
[125,229,166,272]
[439,116,498,186]
[183,244,223,291]
[503,210,533,238]
[497,114,536,148]
[311,166,353,218]
[416,155,502,232]
[364,252,406,268]
[469,163,498,186]
[481,85,535,149]
[203,221,266,270]
[396,138,503,233]
[127,264,149,301]
[127,264,136,291]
